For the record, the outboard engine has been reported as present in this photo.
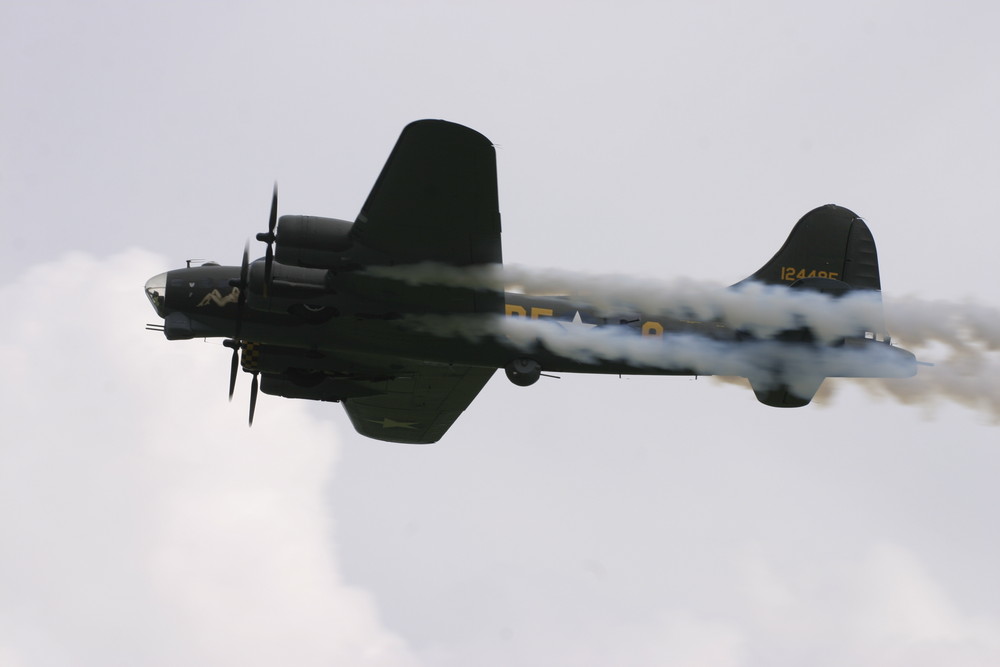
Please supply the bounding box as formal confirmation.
[274,215,355,269]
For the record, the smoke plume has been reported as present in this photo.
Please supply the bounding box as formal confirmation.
[376,263,1000,419]
[862,296,1000,420]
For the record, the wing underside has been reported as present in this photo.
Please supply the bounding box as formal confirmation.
[342,365,496,444]
[340,120,503,442]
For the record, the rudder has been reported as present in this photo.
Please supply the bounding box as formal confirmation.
[740,204,881,290]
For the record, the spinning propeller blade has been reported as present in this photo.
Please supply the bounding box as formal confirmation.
[219,189,276,424]
[224,240,251,401]
[255,183,278,292]
[249,372,260,426]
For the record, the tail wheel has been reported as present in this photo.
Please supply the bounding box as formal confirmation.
[505,358,541,387]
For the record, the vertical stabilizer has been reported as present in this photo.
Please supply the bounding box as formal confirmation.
[742,204,881,290]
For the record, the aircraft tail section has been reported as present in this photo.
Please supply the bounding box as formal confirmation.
[740,204,888,409]
[740,204,881,290]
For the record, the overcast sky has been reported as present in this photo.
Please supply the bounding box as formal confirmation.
[3,2,1000,665]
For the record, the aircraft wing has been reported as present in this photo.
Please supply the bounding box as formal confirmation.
[341,364,496,444]
[351,119,503,266]
[335,119,504,442]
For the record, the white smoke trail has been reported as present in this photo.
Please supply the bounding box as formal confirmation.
[378,263,1000,419]
[406,314,759,377]
[404,314,916,396]
[851,296,1000,420]
[885,297,1000,351]
[369,262,887,342]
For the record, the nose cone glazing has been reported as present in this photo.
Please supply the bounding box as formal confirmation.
[145,272,168,317]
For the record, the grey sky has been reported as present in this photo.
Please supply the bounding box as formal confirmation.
[3,2,1000,665]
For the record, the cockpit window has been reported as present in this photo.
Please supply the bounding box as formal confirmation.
[144,272,168,316]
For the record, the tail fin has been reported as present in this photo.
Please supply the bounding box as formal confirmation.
[740,204,885,408]
[740,204,881,290]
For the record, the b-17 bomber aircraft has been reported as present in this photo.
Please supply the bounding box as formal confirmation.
[145,120,917,443]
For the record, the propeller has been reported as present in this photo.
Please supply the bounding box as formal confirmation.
[222,241,262,426]
[222,182,276,425]
[235,239,249,332]
[223,241,251,401]
[223,338,241,400]
[249,371,260,426]
[255,182,278,294]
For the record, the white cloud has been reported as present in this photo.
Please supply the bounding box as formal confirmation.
[727,543,1000,667]
[597,612,748,667]
[848,543,1000,666]
[3,251,998,667]
[0,250,418,666]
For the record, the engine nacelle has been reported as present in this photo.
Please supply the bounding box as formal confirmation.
[245,261,342,316]
[275,215,354,269]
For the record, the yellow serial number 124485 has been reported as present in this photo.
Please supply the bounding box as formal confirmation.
[780,267,840,282]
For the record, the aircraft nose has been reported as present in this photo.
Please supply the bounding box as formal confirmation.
[144,271,169,317]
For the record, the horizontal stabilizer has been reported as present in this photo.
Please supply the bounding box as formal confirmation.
[749,375,825,408]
